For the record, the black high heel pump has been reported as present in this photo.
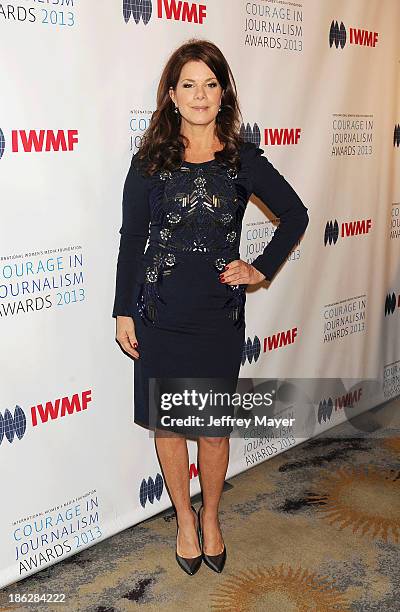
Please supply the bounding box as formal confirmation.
[197,505,227,573]
[175,505,202,575]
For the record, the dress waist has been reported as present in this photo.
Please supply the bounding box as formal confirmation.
[146,240,239,260]
[139,242,244,326]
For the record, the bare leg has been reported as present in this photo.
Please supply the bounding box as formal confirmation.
[197,436,229,554]
[154,430,201,558]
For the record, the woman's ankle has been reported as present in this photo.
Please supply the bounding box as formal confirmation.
[176,505,197,525]
[201,506,220,521]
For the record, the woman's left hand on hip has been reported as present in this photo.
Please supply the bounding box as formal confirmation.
[219,260,265,285]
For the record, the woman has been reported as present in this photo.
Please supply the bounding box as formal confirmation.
[112,39,309,576]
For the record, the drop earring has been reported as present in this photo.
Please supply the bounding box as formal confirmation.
[174,105,180,114]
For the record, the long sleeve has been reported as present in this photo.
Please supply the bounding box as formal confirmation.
[242,143,309,281]
[112,156,151,318]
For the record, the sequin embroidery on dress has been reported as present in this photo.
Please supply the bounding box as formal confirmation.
[137,161,247,327]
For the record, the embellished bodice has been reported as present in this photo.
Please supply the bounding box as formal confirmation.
[112,142,310,325]
[146,161,246,255]
[138,160,248,326]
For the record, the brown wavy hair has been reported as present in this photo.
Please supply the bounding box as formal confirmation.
[135,39,243,176]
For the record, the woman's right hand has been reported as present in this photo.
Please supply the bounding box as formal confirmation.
[116,316,140,359]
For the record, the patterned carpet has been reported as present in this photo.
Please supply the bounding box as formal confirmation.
[1,400,399,612]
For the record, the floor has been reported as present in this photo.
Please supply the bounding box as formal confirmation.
[1,400,399,612]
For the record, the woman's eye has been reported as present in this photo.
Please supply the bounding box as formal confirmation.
[181,82,218,88]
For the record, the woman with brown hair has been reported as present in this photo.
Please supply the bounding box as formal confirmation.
[113,39,309,575]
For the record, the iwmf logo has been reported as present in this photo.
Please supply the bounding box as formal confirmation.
[324,218,372,246]
[329,20,378,49]
[139,463,198,507]
[123,0,206,25]
[318,387,362,424]
[139,473,164,507]
[0,391,92,448]
[242,336,261,365]
[242,330,298,365]
[0,127,78,158]
[385,291,400,316]
[240,122,301,147]
[0,128,5,160]
[0,406,27,446]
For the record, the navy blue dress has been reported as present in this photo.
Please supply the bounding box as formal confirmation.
[112,142,309,434]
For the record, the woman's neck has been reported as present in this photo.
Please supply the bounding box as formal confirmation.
[180,122,223,162]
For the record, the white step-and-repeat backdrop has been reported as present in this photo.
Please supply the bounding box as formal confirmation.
[0,0,399,588]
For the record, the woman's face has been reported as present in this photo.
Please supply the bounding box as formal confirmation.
[169,60,223,127]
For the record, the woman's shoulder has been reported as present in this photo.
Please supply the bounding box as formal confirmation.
[236,142,267,185]
[128,151,160,186]
[130,151,148,176]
